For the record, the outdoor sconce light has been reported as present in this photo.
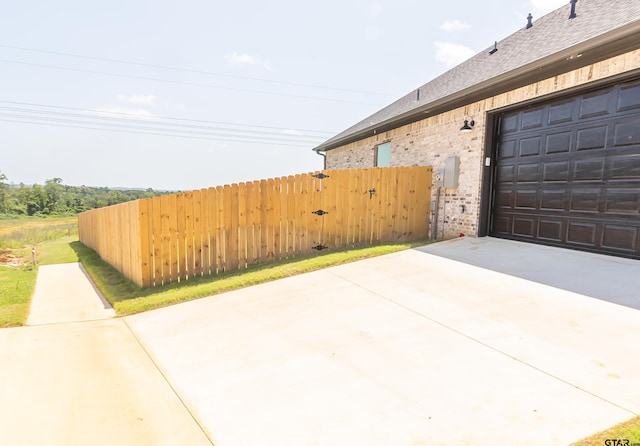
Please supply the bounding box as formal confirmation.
[460,119,475,132]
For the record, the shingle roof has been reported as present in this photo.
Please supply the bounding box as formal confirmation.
[315,0,640,152]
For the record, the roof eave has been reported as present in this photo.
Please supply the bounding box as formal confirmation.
[314,21,640,153]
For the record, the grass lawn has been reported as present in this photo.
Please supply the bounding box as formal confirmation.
[0,217,79,327]
[0,256,36,328]
[73,240,432,316]
[572,416,640,445]
[0,216,77,248]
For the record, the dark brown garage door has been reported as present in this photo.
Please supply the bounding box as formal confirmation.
[490,80,640,259]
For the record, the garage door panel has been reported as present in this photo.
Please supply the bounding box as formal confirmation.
[567,222,598,245]
[495,190,514,209]
[538,219,564,241]
[609,154,640,179]
[577,126,608,151]
[501,115,519,133]
[491,81,640,259]
[513,217,535,237]
[543,162,571,181]
[522,108,544,129]
[605,190,640,214]
[545,132,572,154]
[499,140,517,158]
[492,216,512,234]
[497,165,515,182]
[549,101,574,124]
[569,190,601,212]
[543,162,570,181]
[602,224,638,251]
[573,159,605,181]
[515,190,538,209]
[540,190,566,211]
[613,120,640,147]
[519,137,542,157]
[617,84,640,111]
[516,164,540,181]
[580,91,612,118]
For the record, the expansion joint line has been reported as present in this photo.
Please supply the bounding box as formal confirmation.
[121,319,216,445]
[326,270,638,417]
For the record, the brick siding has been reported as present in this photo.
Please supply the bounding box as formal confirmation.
[325,49,640,239]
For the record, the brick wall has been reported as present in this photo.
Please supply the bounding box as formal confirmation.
[325,49,640,239]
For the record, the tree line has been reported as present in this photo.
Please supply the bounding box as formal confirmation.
[0,172,168,217]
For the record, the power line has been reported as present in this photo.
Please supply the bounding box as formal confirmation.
[0,118,321,148]
[0,100,336,135]
[0,44,395,98]
[0,112,326,144]
[0,59,383,107]
[0,106,328,141]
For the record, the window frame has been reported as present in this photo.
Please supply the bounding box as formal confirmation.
[374,142,391,167]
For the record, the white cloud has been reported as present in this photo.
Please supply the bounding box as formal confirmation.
[528,0,568,17]
[369,1,382,18]
[116,94,155,105]
[95,107,154,118]
[440,20,471,32]
[434,41,476,68]
[226,52,271,71]
[162,103,186,113]
[364,2,382,41]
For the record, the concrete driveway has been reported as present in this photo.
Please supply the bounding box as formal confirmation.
[2,238,639,445]
[126,237,640,446]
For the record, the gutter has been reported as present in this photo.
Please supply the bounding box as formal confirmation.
[314,20,640,153]
[315,149,327,170]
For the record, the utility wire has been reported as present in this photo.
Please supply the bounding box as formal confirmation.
[0,100,335,135]
[0,112,326,144]
[0,44,395,98]
[0,106,328,141]
[0,118,321,148]
[0,59,383,106]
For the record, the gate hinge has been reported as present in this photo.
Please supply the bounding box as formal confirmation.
[312,244,328,251]
[312,209,328,216]
[313,173,330,179]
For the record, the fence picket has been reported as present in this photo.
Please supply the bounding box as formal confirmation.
[78,167,432,287]
[286,176,296,257]
[200,188,210,276]
[193,189,203,277]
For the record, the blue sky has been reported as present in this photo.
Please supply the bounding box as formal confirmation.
[1,0,567,190]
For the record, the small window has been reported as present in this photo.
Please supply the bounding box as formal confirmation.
[375,143,391,167]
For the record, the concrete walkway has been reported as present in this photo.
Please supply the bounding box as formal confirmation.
[1,263,212,446]
[27,263,114,325]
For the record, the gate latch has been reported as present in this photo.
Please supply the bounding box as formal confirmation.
[368,188,376,199]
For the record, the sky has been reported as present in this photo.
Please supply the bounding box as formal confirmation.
[1,0,568,191]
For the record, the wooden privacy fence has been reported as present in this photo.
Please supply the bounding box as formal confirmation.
[78,166,432,287]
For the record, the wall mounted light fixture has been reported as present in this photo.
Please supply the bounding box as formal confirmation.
[460,119,475,132]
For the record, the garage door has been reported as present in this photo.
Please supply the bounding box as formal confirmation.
[490,80,640,259]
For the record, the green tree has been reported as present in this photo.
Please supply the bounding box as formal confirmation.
[44,178,65,214]
[0,171,7,214]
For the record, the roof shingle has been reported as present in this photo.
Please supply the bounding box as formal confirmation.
[316,0,640,151]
